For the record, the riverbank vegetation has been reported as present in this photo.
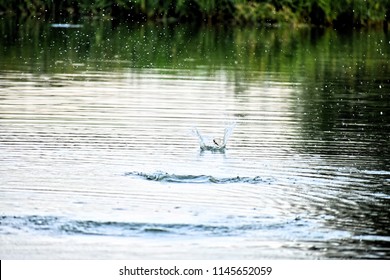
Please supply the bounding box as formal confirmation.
[1,0,389,28]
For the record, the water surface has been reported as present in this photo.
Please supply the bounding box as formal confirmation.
[0,20,389,259]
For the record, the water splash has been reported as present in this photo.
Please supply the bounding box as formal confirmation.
[192,121,236,151]
[50,23,83,28]
[125,171,269,184]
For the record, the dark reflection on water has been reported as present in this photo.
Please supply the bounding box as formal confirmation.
[0,18,389,259]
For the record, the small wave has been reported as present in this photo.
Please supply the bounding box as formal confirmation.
[0,215,286,237]
[59,220,175,236]
[125,171,268,184]
[2,215,355,246]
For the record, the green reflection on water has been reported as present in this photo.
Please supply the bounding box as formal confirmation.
[1,19,389,75]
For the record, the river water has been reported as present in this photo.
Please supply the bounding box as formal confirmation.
[0,20,389,259]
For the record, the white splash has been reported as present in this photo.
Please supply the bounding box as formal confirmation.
[192,122,236,151]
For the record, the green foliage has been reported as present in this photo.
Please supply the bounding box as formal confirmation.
[234,1,297,24]
[0,0,389,26]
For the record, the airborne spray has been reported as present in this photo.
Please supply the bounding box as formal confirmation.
[192,121,236,151]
